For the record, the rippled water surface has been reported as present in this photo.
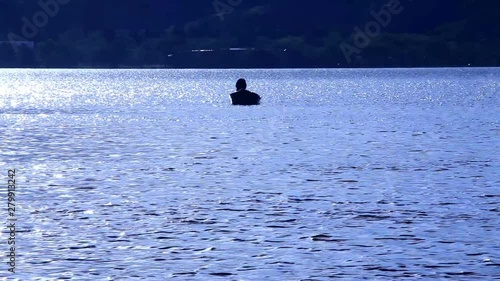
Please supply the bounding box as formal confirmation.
[0,68,499,280]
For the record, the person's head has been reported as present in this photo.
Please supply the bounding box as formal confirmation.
[236,78,247,91]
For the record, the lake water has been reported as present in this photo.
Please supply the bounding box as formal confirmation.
[0,68,499,280]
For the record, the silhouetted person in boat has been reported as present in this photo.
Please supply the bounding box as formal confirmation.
[230,79,261,106]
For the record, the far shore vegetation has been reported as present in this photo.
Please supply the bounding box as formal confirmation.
[0,0,498,68]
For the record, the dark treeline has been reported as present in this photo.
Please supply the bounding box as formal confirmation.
[0,0,498,68]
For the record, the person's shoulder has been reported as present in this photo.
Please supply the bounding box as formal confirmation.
[251,91,261,98]
[245,90,258,95]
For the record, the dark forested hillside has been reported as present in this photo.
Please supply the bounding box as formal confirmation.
[0,0,498,68]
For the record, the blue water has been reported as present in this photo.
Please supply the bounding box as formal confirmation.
[0,68,499,280]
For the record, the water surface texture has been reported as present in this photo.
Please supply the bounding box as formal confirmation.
[0,68,499,280]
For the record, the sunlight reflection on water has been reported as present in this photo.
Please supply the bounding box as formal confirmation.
[0,68,498,280]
